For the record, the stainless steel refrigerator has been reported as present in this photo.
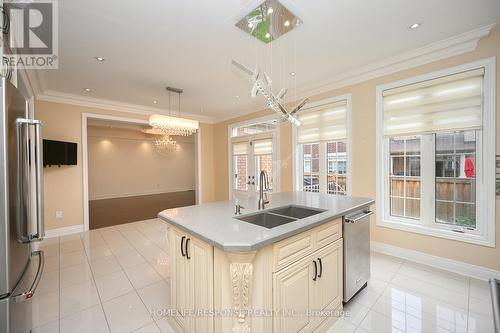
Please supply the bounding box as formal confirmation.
[0,75,45,333]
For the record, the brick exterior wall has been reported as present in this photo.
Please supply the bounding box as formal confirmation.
[236,155,247,190]
[258,154,273,189]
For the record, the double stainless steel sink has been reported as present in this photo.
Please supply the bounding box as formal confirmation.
[236,205,326,229]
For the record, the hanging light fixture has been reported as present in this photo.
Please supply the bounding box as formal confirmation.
[154,135,177,153]
[149,87,199,136]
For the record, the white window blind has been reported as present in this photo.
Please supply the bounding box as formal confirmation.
[297,100,347,144]
[232,142,248,155]
[383,68,484,136]
[253,139,273,155]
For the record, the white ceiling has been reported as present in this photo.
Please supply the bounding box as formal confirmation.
[38,0,500,120]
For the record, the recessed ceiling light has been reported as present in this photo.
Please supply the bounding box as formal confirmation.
[95,56,105,61]
[152,100,158,104]
[248,22,254,28]
[265,32,271,39]
[290,72,296,76]
[408,22,421,30]
[284,20,290,27]
[267,7,274,14]
[236,95,240,99]
[84,88,91,92]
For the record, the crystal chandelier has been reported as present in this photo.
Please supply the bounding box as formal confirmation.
[149,87,199,136]
[154,135,177,153]
[149,114,198,136]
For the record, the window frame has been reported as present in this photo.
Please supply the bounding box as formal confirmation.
[293,94,352,196]
[376,58,496,247]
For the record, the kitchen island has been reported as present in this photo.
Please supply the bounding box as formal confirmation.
[158,192,374,333]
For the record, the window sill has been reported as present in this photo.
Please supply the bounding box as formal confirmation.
[376,218,495,248]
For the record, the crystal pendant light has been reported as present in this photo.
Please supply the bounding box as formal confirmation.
[149,87,199,136]
[154,135,177,153]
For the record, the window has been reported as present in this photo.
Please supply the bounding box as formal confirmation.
[295,97,351,195]
[327,141,347,195]
[302,143,320,192]
[389,136,421,219]
[377,59,495,246]
[231,119,278,137]
[435,131,476,228]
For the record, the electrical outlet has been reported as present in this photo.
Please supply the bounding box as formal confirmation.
[55,211,63,219]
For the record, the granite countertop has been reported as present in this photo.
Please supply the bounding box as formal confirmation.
[158,191,374,252]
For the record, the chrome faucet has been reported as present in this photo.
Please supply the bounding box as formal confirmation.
[258,170,270,210]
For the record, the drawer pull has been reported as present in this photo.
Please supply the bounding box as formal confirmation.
[180,236,186,257]
[185,238,191,259]
[317,258,323,278]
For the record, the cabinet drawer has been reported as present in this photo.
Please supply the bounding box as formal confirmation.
[273,219,342,272]
[273,232,314,272]
[316,220,342,249]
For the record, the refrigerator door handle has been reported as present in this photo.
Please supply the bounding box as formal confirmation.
[15,118,44,242]
[32,120,44,241]
[11,250,44,303]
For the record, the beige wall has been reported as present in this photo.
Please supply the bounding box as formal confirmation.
[87,126,195,200]
[212,27,500,270]
[36,101,214,230]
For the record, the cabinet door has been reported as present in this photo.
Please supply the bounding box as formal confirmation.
[273,256,315,333]
[188,236,214,333]
[170,228,190,331]
[313,239,343,313]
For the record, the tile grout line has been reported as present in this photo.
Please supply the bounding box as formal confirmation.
[114,222,172,330]
[57,239,100,320]
[81,229,113,333]
[357,257,405,330]
[349,257,402,331]
[111,224,160,329]
[371,258,471,331]
[115,222,169,284]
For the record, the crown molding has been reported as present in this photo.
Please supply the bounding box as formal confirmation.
[34,24,494,125]
[37,90,216,124]
[217,23,495,123]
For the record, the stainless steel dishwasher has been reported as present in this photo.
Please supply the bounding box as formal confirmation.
[343,208,373,303]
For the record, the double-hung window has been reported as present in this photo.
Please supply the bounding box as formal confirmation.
[296,96,351,195]
[377,59,496,246]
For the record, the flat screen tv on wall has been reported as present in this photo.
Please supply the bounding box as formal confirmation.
[43,139,77,167]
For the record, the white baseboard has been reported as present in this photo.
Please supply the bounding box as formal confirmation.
[371,241,500,281]
[44,224,84,239]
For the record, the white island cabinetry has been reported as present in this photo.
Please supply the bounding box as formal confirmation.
[168,218,343,333]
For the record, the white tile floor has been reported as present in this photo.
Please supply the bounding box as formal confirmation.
[32,219,495,333]
[33,219,173,333]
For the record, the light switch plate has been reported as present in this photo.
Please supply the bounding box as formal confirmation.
[55,211,63,219]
